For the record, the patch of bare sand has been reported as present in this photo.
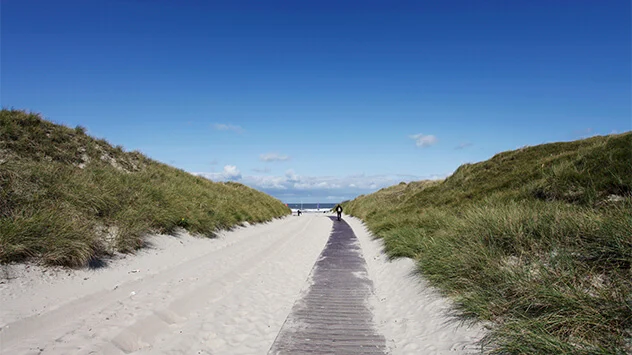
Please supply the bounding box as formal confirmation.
[347,216,486,355]
[1,215,331,354]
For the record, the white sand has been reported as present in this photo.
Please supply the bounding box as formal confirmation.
[347,216,486,355]
[1,214,485,354]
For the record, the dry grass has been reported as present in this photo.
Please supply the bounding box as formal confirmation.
[344,132,632,354]
[0,109,290,267]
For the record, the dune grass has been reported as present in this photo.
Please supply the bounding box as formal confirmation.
[0,109,290,267]
[344,132,632,354]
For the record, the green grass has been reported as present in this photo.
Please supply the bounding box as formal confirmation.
[343,132,632,354]
[0,109,290,267]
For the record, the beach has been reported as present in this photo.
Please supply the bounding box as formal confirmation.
[1,214,484,354]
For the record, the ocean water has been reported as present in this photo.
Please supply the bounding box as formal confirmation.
[286,203,337,210]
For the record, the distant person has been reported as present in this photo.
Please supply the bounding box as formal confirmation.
[335,205,343,221]
[297,209,302,216]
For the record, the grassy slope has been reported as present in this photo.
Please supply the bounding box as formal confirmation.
[0,109,290,267]
[344,133,632,354]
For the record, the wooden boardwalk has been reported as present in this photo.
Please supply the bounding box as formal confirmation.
[269,217,388,354]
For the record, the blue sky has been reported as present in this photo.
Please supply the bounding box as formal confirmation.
[2,0,630,203]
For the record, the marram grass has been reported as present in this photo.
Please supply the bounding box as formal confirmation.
[0,109,290,267]
[344,132,632,354]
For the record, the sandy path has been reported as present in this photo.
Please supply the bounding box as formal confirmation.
[1,216,331,354]
[270,217,387,354]
[1,214,484,354]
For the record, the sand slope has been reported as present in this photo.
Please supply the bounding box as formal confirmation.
[1,214,484,354]
[347,216,485,354]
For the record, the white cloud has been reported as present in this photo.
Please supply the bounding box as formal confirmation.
[326,195,346,200]
[223,165,241,180]
[285,169,299,182]
[245,172,439,199]
[196,165,242,181]
[195,167,448,202]
[212,123,244,134]
[260,153,290,162]
[252,167,271,173]
[410,133,438,147]
[245,175,287,189]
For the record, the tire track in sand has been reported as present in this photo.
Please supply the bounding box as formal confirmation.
[1,216,330,355]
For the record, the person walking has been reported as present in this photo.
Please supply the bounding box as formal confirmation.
[335,204,343,221]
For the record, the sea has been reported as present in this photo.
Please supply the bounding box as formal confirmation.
[286,203,337,213]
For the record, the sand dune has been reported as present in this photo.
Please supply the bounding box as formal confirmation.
[347,217,485,354]
[1,214,483,354]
